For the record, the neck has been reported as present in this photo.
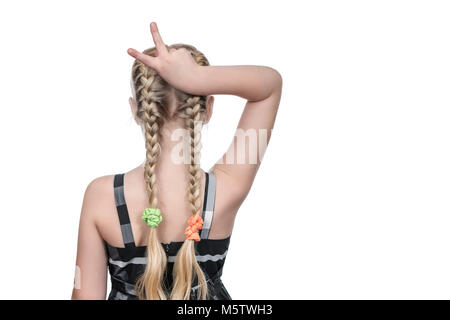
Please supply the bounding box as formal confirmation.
[139,120,193,171]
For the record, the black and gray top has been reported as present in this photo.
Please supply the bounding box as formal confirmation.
[106,170,232,300]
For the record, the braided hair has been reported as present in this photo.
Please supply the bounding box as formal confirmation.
[131,44,210,300]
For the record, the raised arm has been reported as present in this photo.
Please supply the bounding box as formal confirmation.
[198,65,282,198]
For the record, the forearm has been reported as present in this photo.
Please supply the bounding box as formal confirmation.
[195,65,282,101]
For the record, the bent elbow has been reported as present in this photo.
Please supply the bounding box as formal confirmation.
[269,68,283,90]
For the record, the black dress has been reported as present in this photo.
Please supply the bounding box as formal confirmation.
[106,171,232,300]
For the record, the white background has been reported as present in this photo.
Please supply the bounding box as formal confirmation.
[0,0,449,299]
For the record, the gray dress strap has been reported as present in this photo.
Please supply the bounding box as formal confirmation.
[201,170,217,240]
[113,174,136,248]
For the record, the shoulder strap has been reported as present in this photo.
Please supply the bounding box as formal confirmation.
[200,170,217,240]
[113,174,136,248]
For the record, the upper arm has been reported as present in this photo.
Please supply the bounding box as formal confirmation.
[71,177,110,300]
[213,69,283,202]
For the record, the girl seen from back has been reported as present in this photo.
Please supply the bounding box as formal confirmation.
[72,22,282,300]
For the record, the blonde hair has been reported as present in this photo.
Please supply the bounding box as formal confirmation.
[131,44,210,300]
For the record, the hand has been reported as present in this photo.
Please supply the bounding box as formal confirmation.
[127,22,204,95]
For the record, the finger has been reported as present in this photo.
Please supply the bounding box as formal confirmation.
[127,48,157,68]
[150,22,168,55]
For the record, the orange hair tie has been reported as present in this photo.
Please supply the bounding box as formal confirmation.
[184,214,204,242]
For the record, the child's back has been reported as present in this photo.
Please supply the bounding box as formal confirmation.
[72,22,282,300]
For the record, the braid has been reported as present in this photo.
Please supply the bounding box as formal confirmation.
[136,65,164,208]
[170,95,208,300]
[133,64,168,300]
[142,102,161,207]
[186,97,203,215]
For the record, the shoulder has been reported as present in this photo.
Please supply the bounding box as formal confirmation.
[81,174,116,221]
[84,174,114,197]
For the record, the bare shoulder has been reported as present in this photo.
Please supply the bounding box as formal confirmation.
[84,175,114,203]
[81,174,116,223]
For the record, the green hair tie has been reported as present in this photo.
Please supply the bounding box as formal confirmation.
[141,208,162,228]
